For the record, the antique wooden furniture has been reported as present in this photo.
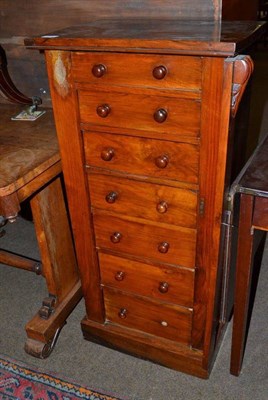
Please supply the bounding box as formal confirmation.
[26,19,265,377]
[230,133,268,376]
[0,103,83,357]
[0,46,82,357]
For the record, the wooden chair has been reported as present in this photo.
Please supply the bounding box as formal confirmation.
[0,45,82,358]
[230,133,268,376]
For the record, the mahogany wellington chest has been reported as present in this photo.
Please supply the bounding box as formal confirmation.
[26,19,265,378]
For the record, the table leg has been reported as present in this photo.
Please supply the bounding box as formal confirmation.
[24,175,82,358]
[230,193,254,376]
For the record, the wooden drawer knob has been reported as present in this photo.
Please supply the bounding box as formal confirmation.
[110,232,122,243]
[158,282,169,293]
[154,108,167,123]
[158,241,170,253]
[97,104,110,118]
[115,271,125,281]
[155,155,169,169]
[101,148,114,161]
[92,64,107,78]
[152,65,167,80]
[156,201,168,213]
[105,191,118,203]
[118,308,127,319]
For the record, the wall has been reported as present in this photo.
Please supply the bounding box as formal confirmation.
[1,0,260,106]
[0,0,220,105]
[222,0,258,20]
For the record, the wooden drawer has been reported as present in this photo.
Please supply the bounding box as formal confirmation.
[78,90,200,137]
[72,52,202,91]
[94,212,196,268]
[84,132,199,184]
[89,173,197,228]
[103,287,192,344]
[99,253,195,308]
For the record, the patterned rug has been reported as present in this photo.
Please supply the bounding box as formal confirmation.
[0,354,125,400]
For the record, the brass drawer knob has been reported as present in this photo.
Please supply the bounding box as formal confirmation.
[101,148,114,161]
[118,308,127,319]
[152,65,167,80]
[156,201,168,213]
[92,63,107,78]
[158,281,169,293]
[97,104,111,118]
[154,108,167,123]
[155,155,169,169]
[106,191,118,203]
[158,241,170,253]
[115,271,125,281]
[110,232,122,243]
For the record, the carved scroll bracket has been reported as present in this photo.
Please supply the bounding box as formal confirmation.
[227,55,254,118]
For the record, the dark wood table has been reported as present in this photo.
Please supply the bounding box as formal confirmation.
[230,133,268,376]
[0,103,82,358]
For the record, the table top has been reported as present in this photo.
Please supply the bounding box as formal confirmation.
[0,104,59,197]
[25,19,266,57]
[235,134,268,198]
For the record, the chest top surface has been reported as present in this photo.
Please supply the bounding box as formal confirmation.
[25,19,266,56]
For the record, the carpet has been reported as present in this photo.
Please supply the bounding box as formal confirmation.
[0,354,125,400]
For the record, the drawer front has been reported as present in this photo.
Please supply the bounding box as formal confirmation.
[99,253,195,307]
[103,287,192,344]
[72,52,202,91]
[94,212,196,268]
[89,173,197,228]
[84,132,199,184]
[79,90,200,137]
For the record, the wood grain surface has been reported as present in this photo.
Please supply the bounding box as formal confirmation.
[72,52,202,90]
[88,173,198,228]
[94,211,197,268]
[79,89,200,137]
[103,286,193,344]
[0,104,58,196]
[84,132,199,184]
[99,253,195,307]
